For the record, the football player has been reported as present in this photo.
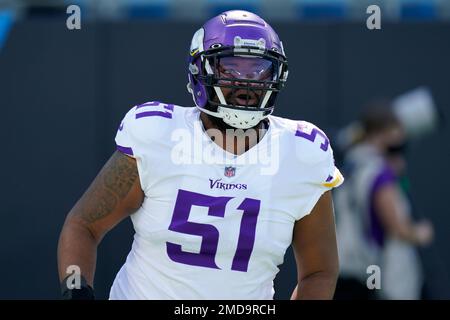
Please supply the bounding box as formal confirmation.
[58,10,344,300]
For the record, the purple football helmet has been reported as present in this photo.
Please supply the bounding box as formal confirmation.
[187,10,288,129]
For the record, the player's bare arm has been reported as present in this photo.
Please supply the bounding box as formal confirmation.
[374,183,433,246]
[57,151,144,287]
[290,191,339,300]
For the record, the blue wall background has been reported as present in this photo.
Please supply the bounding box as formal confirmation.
[0,20,449,299]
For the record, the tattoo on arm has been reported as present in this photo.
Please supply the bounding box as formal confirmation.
[76,151,140,223]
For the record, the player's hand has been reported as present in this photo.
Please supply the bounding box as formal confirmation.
[414,219,434,246]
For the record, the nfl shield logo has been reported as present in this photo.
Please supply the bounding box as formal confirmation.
[224,166,236,177]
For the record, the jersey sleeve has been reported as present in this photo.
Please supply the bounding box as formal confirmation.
[114,101,177,194]
[115,107,137,158]
[294,121,344,218]
[114,106,150,193]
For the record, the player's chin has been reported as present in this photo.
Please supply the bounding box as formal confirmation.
[205,108,262,131]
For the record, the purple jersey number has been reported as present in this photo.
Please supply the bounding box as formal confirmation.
[135,101,174,119]
[166,189,261,272]
[295,122,329,152]
[231,198,261,272]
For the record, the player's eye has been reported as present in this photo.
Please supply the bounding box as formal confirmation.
[223,68,237,76]
[217,65,237,77]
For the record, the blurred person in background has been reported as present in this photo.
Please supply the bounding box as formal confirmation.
[333,100,434,300]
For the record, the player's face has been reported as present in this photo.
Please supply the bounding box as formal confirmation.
[214,56,274,107]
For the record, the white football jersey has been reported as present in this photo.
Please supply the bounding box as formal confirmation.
[109,102,343,300]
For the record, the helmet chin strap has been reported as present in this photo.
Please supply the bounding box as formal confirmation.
[195,104,223,118]
[196,104,270,129]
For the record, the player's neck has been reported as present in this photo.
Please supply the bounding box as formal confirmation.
[200,112,269,156]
